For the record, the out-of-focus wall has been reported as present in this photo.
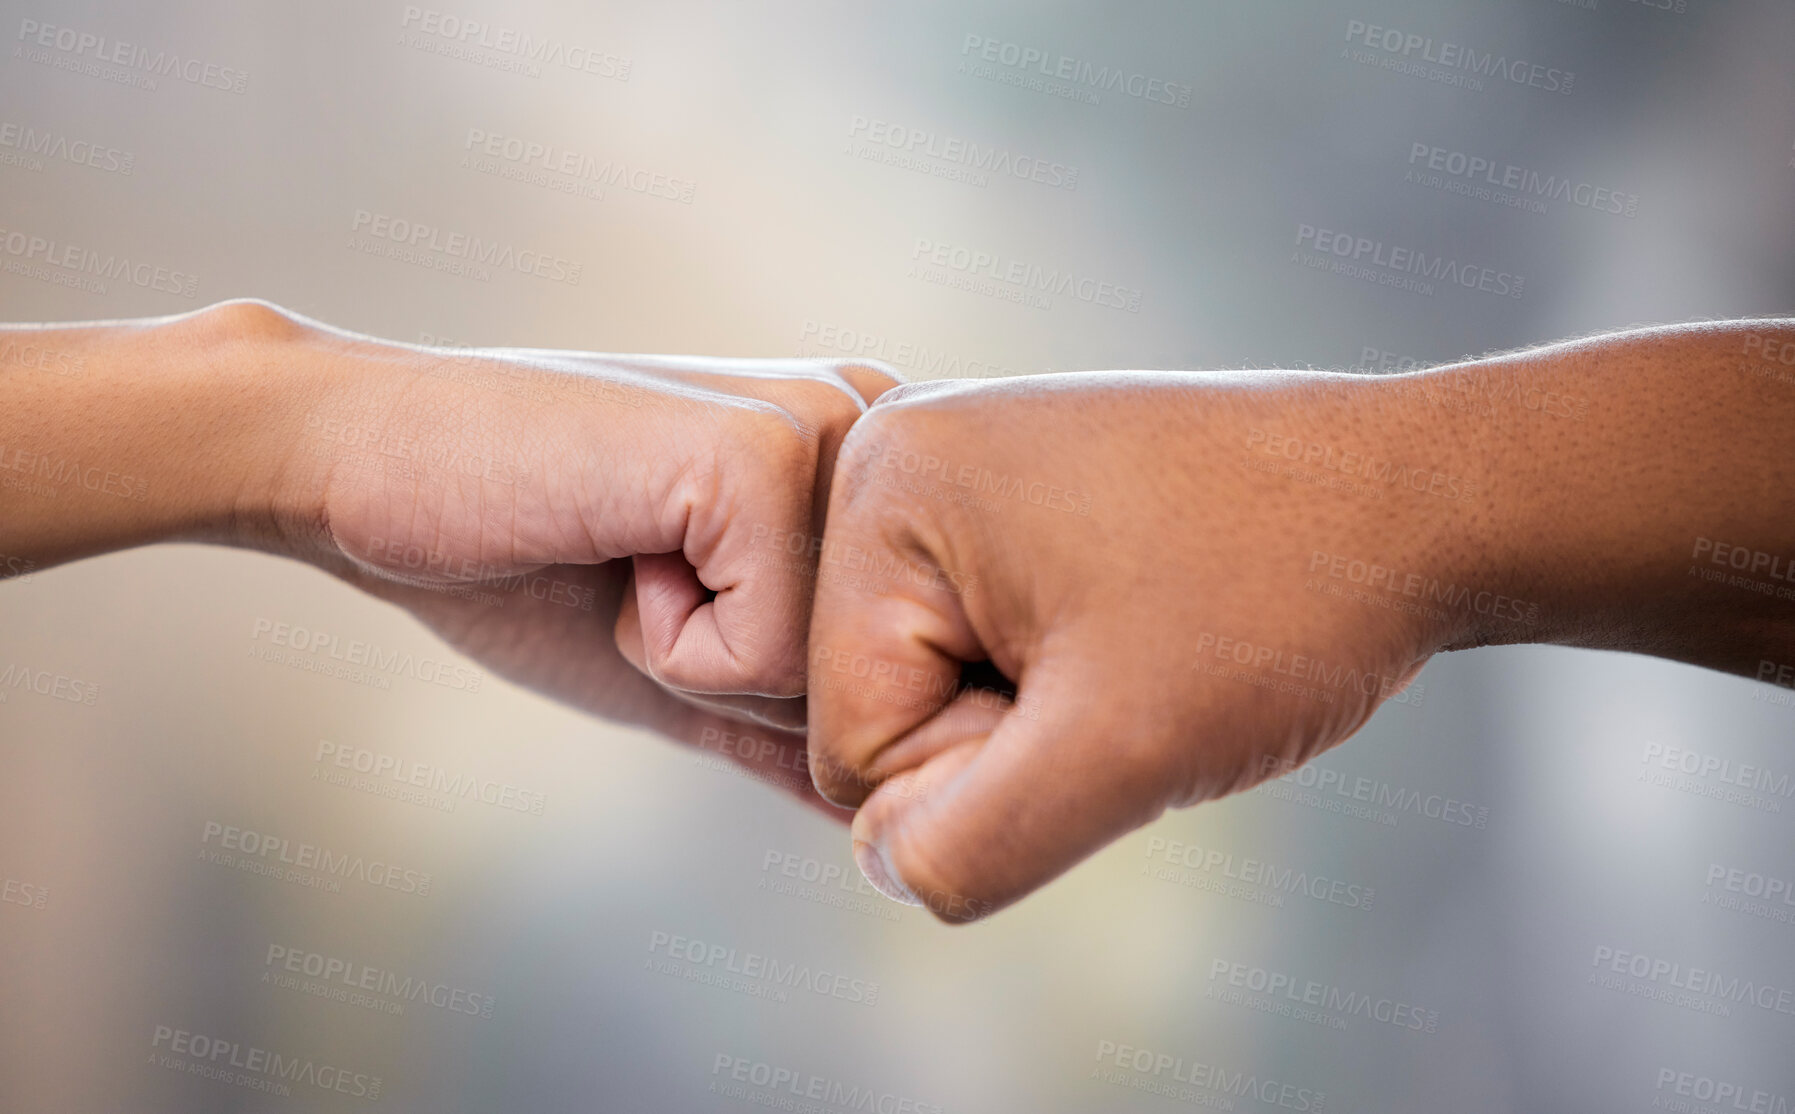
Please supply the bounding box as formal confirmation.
[2,1,1792,1111]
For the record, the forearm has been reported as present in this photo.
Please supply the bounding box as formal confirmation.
[0,302,341,575]
[1424,320,1795,678]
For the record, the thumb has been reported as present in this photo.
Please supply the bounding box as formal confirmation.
[825,642,1176,924]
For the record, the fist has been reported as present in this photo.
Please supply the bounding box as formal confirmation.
[806,372,1482,921]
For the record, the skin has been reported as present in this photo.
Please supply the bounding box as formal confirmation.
[5,304,1794,922]
[0,299,899,818]
[805,322,1795,921]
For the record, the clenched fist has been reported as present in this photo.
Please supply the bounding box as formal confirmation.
[806,322,1795,922]
[801,372,1467,920]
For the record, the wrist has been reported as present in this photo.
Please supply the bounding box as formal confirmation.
[1392,324,1795,674]
[122,300,357,562]
[1346,366,1550,655]
[1255,372,1510,659]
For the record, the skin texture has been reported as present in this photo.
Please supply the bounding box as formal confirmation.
[806,323,1795,921]
[0,299,898,815]
[4,304,1794,923]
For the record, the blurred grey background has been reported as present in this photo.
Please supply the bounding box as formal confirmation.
[3,1,1794,1111]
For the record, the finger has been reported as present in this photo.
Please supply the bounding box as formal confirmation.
[806,580,981,808]
[627,550,716,676]
[616,359,893,533]
[616,583,809,731]
[687,720,848,828]
[846,651,1173,923]
[607,397,820,697]
[669,690,809,733]
[564,353,901,403]
[804,420,987,806]
[341,560,843,824]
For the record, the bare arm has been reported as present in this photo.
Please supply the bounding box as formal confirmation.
[804,319,1795,921]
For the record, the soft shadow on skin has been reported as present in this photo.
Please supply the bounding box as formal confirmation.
[338,558,847,826]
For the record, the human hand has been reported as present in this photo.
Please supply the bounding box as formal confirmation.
[805,372,1485,920]
[246,304,898,725]
[339,553,847,823]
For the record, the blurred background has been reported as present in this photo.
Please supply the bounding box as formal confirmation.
[3,1,1794,1111]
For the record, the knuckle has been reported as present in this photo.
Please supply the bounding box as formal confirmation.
[642,644,697,689]
[829,402,947,525]
[838,398,918,465]
[804,726,890,808]
[789,373,868,429]
[810,756,870,809]
[743,652,808,700]
[867,379,949,410]
[735,402,820,472]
